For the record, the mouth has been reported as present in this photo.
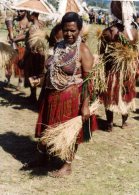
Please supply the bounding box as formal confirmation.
[67,37,73,40]
[66,37,74,43]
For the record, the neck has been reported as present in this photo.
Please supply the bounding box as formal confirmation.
[33,18,39,24]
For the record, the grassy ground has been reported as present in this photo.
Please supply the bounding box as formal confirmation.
[0,25,139,195]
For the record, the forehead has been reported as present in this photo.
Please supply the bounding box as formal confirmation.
[18,10,25,14]
[63,22,78,29]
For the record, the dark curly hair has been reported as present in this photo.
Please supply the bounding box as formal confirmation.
[48,23,62,47]
[61,12,83,31]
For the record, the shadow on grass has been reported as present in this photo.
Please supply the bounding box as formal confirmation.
[97,116,122,131]
[0,81,38,112]
[0,131,50,176]
[97,117,107,131]
[133,108,139,120]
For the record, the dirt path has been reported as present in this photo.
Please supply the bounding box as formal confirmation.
[0,30,139,195]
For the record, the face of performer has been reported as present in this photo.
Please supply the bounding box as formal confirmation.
[17,10,26,20]
[55,29,63,42]
[111,1,122,20]
[62,22,80,44]
[27,14,33,22]
[27,12,39,22]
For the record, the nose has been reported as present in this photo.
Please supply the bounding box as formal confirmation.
[67,31,72,36]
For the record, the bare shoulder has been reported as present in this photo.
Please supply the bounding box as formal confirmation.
[80,42,93,70]
[80,42,92,55]
[102,25,119,42]
[101,27,111,41]
[131,28,138,42]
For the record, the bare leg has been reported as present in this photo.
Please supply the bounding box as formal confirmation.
[122,114,128,129]
[16,77,24,90]
[5,74,11,85]
[105,109,113,132]
[48,161,72,178]
[49,144,78,177]
[5,65,12,86]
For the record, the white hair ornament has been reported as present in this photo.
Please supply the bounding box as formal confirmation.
[111,0,136,40]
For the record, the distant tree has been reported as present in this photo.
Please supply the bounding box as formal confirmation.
[86,0,108,8]
[47,0,59,10]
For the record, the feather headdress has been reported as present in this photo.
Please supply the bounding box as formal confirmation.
[111,0,136,40]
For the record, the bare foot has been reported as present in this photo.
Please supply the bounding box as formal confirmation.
[121,122,128,129]
[48,163,72,178]
[107,123,113,132]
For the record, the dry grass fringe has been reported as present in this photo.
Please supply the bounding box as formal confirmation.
[0,42,16,68]
[95,28,103,40]
[92,57,106,93]
[83,57,107,93]
[28,28,49,58]
[106,43,138,85]
[87,27,103,54]
[40,99,100,161]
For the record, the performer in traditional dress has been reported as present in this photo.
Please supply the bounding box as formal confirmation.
[24,12,98,177]
[23,12,45,103]
[100,0,139,131]
[48,23,63,55]
[5,10,30,88]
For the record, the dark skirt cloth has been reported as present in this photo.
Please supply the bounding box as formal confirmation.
[23,51,45,87]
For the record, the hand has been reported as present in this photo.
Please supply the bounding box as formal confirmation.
[8,39,13,44]
[29,77,40,87]
[81,105,90,123]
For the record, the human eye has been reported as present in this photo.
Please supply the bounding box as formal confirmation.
[70,29,76,32]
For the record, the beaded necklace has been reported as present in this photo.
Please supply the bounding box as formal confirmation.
[50,36,81,67]
[46,36,81,91]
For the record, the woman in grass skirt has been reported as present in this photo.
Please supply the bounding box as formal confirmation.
[26,12,98,177]
[100,0,139,131]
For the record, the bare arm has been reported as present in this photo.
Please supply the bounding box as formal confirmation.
[13,21,30,43]
[100,29,108,55]
[80,43,93,122]
[13,34,26,43]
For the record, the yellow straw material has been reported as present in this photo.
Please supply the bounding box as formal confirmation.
[28,28,49,58]
[0,42,16,68]
[40,99,100,160]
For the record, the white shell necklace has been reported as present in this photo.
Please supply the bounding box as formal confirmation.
[48,36,81,91]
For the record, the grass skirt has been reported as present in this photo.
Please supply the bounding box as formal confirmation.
[101,72,136,115]
[35,84,97,142]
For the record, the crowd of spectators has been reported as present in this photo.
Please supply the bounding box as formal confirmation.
[88,8,113,26]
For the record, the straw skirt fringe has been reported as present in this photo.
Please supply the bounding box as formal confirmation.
[35,84,97,142]
[101,72,136,114]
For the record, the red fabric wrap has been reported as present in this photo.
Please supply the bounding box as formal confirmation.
[12,46,25,77]
[35,84,98,142]
[101,72,136,107]
[35,85,81,138]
